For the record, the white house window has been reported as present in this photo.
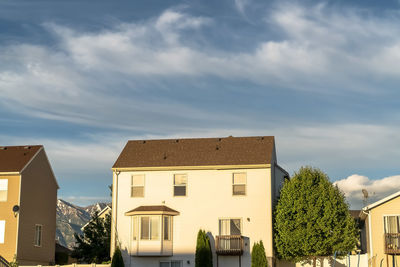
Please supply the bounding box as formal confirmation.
[163,216,171,241]
[0,220,5,244]
[34,224,42,247]
[219,218,241,235]
[160,261,182,267]
[131,175,145,197]
[384,215,400,233]
[232,173,246,196]
[173,174,187,196]
[141,216,160,240]
[0,179,8,202]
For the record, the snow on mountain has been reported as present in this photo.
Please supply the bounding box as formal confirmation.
[56,199,110,249]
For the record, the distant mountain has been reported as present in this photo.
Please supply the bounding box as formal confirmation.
[56,199,110,249]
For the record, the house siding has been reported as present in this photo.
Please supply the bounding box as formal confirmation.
[114,167,274,267]
[0,174,20,262]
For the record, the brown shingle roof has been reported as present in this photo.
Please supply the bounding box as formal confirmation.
[0,145,42,172]
[125,205,180,216]
[113,136,275,168]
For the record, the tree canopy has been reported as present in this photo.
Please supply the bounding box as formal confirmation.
[274,166,357,264]
[251,241,268,267]
[195,229,213,267]
[72,211,111,263]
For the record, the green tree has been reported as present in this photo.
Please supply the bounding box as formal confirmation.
[111,247,124,267]
[251,241,268,267]
[274,166,357,267]
[72,212,112,263]
[195,229,213,267]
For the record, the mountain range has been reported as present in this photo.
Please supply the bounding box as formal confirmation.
[56,199,110,249]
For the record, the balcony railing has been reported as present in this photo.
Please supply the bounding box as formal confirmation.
[384,233,400,254]
[216,235,244,256]
[0,255,9,267]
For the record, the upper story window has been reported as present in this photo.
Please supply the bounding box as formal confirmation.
[384,215,400,233]
[131,175,145,197]
[219,218,241,235]
[232,173,246,196]
[0,179,8,202]
[173,174,187,197]
[34,224,42,247]
[0,220,5,244]
[141,216,160,240]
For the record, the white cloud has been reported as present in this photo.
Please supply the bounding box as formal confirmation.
[334,174,400,209]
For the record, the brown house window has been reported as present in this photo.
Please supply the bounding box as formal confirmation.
[0,179,8,202]
[233,173,246,196]
[34,224,42,247]
[131,175,145,197]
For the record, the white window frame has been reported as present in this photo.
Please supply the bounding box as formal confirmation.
[34,224,42,247]
[232,173,246,196]
[218,217,242,235]
[173,174,187,197]
[159,261,182,267]
[131,174,145,198]
[0,179,8,202]
[140,215,160,241]
[163,216,172,241]
[383,214,400,233]
[0,220,5,244]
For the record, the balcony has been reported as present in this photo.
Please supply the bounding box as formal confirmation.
[216,235,244,256]
[384,233,400,254]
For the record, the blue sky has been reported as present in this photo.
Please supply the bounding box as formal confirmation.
[1,0,400,208]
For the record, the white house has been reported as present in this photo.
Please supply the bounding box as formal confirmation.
[111,136,288,267]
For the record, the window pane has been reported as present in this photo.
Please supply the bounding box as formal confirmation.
[233,185,246,195]
[219,219,229,235]
[132,217,138,240]
[0,180,7,202]
[151,216,160,240]
[131,186,144,197]
[386,216,400,233]
[233,173,246,184]
[0,220,5,244]
[174,174,187,185]
[164,216,170,240]
[171,261,182,267]
[141,217,150,239]
[35,225,42,246]
[132,175,144,186]
[174,186,186,196]
[160,263,170,267]
[230,219,241,235]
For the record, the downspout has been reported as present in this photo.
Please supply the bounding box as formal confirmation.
[112,171,120,255]
[362,209,373,262]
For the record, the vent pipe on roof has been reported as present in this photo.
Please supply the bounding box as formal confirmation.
[0,147,6,150]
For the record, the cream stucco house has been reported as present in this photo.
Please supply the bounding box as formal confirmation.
[361,191,400,267]
[111,136,288,267]
[0,145,59,265]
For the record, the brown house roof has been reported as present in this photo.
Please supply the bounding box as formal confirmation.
[113,136,275,169]
[0,145,42,172]
[125,205,180,216]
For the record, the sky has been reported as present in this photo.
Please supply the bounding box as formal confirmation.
[1,0,400,208]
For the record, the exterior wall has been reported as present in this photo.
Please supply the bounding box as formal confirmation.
[0,174,20,262]
[114,167,273,267]
[17,149,58,265]
[367,196,400,267]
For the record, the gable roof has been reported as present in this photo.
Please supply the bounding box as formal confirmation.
[362,190,400,212]
[125,205,180,216]
[113,136,275,169]
[0,145,43,173]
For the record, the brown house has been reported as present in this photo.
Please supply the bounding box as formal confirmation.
[0,145,59,265]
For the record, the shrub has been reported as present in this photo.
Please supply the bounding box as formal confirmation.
[111,247,124,267]
[251,241,268,267]
[195,229,213,267]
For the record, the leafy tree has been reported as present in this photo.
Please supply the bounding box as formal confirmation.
[274,166,357,267]
[195,229,213,267]
[251,241,268,267]
[72,212,111,263]
[111,247,124,267]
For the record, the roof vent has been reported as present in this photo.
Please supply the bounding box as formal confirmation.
[24,146,31,149]
[218,138,222,141]
[261,137,264,140]
[163,153,167,160]
[143,141,146,144]
[176,139,179,143]
[0,147,7,150]
[216,146,219,150]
